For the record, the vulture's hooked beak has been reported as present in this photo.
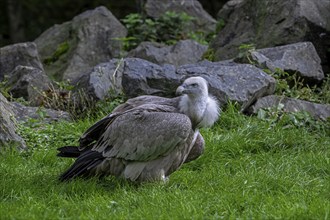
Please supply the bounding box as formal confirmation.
[176,84,186,96]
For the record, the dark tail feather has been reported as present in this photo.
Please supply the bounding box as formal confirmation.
[59,150,104,181]
[57,146,83,158]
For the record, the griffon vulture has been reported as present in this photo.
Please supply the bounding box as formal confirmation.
[57,76,219,182]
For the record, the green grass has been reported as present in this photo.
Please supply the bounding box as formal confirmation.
[1,104,329,220]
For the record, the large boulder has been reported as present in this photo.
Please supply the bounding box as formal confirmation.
[81,58,275,110]
[5,65,52,106]
[176,60,276,109]
[144,0,216,34]
[34,6,127,82]
[74,59,124,101]
[248,95,330,121]
[211,0,330,72]
[121,58,181,98]
[76,58,180,100]
[0,42,44,81]
[0,93,26,150]
[127,40,208,66]
[238,42,325,84]
[76,58,179,101]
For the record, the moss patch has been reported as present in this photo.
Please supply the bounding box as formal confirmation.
[43,41,70,65]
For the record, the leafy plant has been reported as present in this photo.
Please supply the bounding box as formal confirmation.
[266,68,330,104]
[121,13,157,50]
[121,12,199,51]
[258,105,330,135]
[316,74,330,104]
[215,18,225,33]
[235,43,256,64]
[0,75,12,99]
[187,31,209,45]
[156,11,195,43]
[202,48,216,61]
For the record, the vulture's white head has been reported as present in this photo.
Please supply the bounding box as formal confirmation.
[176,76,208,98]
[176,76,219,128]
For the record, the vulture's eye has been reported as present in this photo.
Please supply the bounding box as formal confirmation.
[191,83,198,87]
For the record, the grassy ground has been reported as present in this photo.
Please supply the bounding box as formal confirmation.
[0,104,329,220]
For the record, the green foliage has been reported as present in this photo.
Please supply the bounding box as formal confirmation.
[266,68,330,104]
[257,102,330,134]
[53,80,75,91]
[0,75,11,99]
[156,11,195,43]
[215,18,225,33]
[186,31,209,45]
[235,43,256,64]
[44,41,70,65]
[317,75,330,104]
[90,96,124,118]
[1,103,329,219]
[121,12,203,51]
[121,13,157,50]
[202,48,216,61]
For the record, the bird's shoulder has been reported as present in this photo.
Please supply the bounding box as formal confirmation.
[113,95,181,113]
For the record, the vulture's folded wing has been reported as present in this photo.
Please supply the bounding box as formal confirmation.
[78,96,180,148]
[92,108,192,162]
[78,115,113,146]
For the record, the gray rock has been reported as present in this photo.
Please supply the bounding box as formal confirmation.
[5,65,52,106]
[122,58,181,98]
[0,42,44,81]
[75,59,124,100]
[144,0,216,34]
[211,0,330,72]
[11,102,71,123]
[248,95,330,121]
[35,6,127,82]
[78,58,181,101]
[176,60,276,109]
[127,40,208,66]
[0,93,26,150]
[71,58,180,112]
[245,42,324,83]
[110,58,275,110]
[81,58,275,110]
